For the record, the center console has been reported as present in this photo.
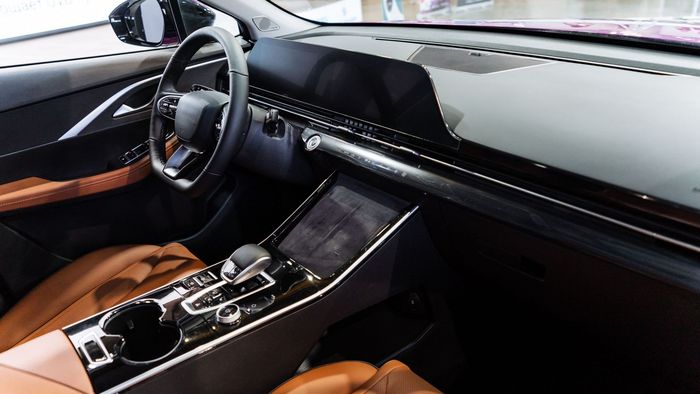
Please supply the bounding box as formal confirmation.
[63,174,430,393]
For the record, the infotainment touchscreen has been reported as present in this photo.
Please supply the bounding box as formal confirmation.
[247,38,459,149]
[276,176,408,279]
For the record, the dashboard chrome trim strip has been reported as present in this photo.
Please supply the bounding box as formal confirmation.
[300,129,700,293]
[251,97,700,256]
[421,65,461,141]
[101,205,419,394]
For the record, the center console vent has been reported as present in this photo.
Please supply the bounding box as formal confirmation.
[409,45,547,74]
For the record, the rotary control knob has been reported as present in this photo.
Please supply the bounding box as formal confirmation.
[216,304,241,326]
[305,134,321,151]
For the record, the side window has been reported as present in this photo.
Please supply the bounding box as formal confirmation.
[0,0,164,67]
[0,0,239,68]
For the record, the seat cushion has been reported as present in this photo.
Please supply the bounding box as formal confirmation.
[0,243,205,352]
[272,360,441,394]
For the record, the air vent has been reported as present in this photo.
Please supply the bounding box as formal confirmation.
[409,45,546,74]
[252,16,280,32]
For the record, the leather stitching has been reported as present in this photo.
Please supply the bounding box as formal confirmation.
[355,364,404,394]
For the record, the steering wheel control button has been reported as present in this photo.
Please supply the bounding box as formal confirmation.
[305,134,322,151]
[157,95,180,119]
[216,304,241,326]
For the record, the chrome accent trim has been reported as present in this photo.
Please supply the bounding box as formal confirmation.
[71,299,167,371]
[304,134,321,151]
[180,271,276,315]
[420,65,461,141]
[59,57,226,140]
[98,298,166,330]
[113,102,150,118]
[101,206,419,394]
[418,154,700,255]
[215,304,242,325]
[227,256,272,285]
[253,97,700,257]
[78,333,113,368]
[96,299,183,367]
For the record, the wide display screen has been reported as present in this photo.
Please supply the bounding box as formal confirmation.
[247,38,459,149]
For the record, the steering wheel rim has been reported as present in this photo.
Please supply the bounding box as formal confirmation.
[149,26,249,197]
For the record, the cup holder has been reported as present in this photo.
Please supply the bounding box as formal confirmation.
[103,302,181,364]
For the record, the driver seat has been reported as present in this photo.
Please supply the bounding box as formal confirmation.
[0,243,204,352]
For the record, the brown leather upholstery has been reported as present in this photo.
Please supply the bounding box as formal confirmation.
[0,137,178,214]
[0,365,85,394]
[0,330,94,393]
[271,360,442,394]
[0,243,205,352]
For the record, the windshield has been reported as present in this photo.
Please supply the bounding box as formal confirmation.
[270,0,700,47]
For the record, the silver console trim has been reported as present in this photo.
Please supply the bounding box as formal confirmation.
[180,271,276,315]
[72,299,166,371]
[102,205,419,394]
[78,332,113,368]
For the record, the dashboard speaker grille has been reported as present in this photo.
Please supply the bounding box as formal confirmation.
[409,45,546,74]
[252,16,280,32]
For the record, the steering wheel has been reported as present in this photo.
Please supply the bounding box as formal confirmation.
[149,27,249,196]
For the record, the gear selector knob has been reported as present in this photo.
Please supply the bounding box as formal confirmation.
[221,244,272,285]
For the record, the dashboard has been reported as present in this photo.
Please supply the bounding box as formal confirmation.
[224,30,700,297]
[237,33,700,241]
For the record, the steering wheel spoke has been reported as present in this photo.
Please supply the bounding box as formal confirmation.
[163,145,200,179]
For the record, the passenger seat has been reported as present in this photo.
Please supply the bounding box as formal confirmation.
[271,360,441,394]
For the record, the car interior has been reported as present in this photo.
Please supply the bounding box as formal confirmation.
[1,0,700,393]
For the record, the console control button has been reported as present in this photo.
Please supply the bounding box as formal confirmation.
[83,340,106,362]
[192,299,205,310]
[181,278,198,289]
[241,295,274,315]
[216,304,241,326]
[193,272,217,286]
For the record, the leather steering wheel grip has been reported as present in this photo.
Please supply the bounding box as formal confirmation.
[149,26,250,197]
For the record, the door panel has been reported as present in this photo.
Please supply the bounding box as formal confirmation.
[0,138,178,213]
[0,45,229,314]
[0,45,223,156]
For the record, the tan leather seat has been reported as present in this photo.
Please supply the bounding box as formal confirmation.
[0,243,205,352]
[272,360,442,394]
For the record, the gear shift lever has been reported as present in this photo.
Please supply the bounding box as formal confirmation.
[221,244,272,285]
